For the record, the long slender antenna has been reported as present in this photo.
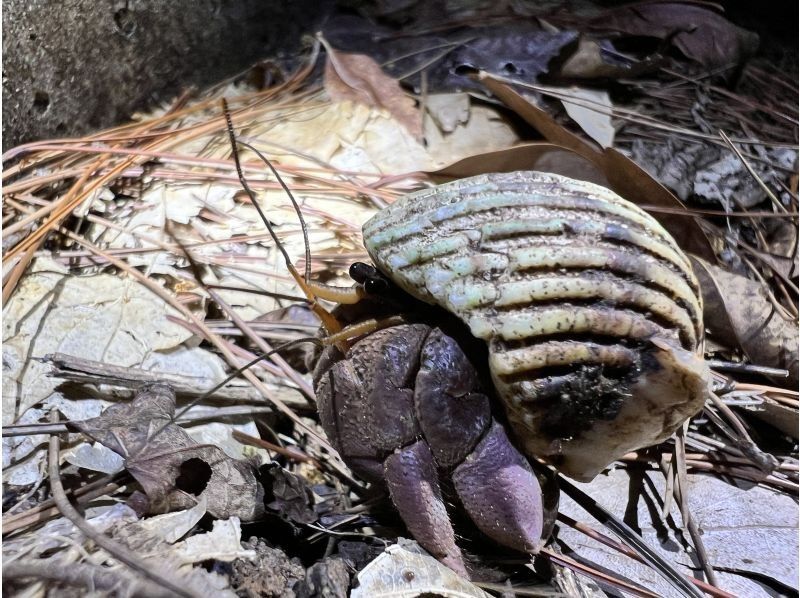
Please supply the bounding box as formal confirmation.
[237,139,313,284]
[221,99,312,285]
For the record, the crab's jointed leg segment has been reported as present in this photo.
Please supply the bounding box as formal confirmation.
[384,441,468,577]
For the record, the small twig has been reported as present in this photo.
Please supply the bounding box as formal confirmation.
[232,429,318,464]
[674,426,719,586]
[2,405,282,438]
[707,392,779,473]
[39,352,308,409]
[707,359,790,377]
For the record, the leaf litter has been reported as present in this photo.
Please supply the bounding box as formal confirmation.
[2,2,797,597]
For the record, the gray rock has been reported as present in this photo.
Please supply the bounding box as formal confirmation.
[2,0,329,149]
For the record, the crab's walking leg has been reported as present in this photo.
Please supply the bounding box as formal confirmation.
[383,440,468,577]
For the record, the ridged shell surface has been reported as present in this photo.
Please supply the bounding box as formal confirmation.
[363,171,709,480]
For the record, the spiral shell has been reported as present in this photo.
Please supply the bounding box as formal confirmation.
[363,171,709,480]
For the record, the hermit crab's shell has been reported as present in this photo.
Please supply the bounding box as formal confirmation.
[362,171,709,481]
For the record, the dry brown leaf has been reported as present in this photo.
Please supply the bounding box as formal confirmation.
[692,257,799,389]
[556,36,664,79]
[67,383,265,521]
[429,142,608,188]
[749,400,799,440]
[588,2,759,70]
[475,71,717,262]
[323,41,422,141]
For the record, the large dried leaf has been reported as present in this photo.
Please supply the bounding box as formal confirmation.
[589,2,759,70]
[558,470,798,597]
[67,383,265,521]
[323,16,578,93]
[692,257,799,388]
[2,258,193,425]
[476,72,717,262]
[324,45,422,141]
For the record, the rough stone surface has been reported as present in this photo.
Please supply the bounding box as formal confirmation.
[2,0,327,149]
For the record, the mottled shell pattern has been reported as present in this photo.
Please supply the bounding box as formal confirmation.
[363,171,710,481]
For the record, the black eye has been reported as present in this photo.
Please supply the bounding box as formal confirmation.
[349,262,376,284]
[364,276,389,295]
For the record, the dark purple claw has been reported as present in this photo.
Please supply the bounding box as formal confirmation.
[453,421,544,553]
[383,440,468,577]
[415,329,492,469]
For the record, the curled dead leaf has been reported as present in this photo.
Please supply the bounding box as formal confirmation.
[588,1,759,70]
[67,383,265,521]
[321,35,422,141]
[691,257,799,389]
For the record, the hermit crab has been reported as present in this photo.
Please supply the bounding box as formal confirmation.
[225,119,710,577]
[297,171,710,576]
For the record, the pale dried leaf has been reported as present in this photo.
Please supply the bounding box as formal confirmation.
[136,495,208,544]
[63,441,125,475]
[108,515,246,597]
[2,407,48,486]
[424,104,520,169]
[2,258,193,425]
[140,345,229,392]
[425,93,470,133]
[3,504,139,558]
[558,87,615,148]
[352,539,490,598]
[558,470,798,597]
[324,48,422,141]
[187,421,269,461]
[174,517,254,564]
